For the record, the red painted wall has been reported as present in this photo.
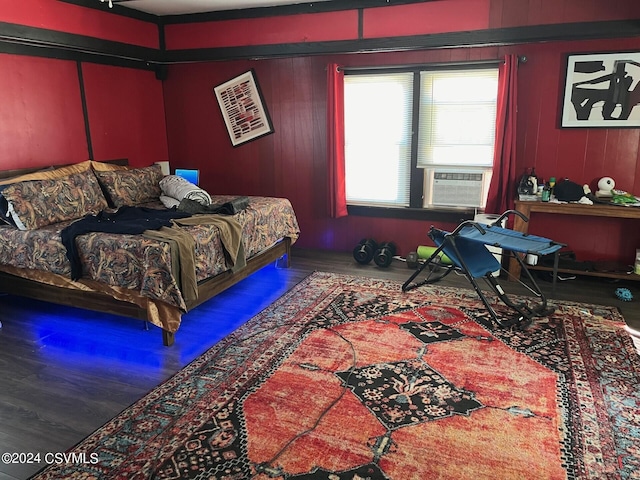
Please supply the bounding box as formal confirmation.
[163,35,640,265]
[0,1,167,170]
[3,0,640,266]
[82,63,169,167]
[165,11,359,50]
[489,0,640,26]
[515,38,640,266]
[164,0,640,51]
[162,49,491,254]
[364,0,491,37]
[0,53,88,170]
[5,0,159,49]
[164,0,492,51]
[0,53,168,171]
[160,0,640,265]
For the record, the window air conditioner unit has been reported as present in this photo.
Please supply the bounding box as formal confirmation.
[424,169,489,208]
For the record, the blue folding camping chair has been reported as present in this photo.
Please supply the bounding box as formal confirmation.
[402,210,565,329]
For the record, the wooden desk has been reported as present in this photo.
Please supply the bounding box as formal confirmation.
[508,200,640,281]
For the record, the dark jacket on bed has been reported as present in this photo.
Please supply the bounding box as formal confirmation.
[61,206,192,280]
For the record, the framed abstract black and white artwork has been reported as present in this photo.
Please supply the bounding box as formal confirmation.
[561,52,640,128]
[213,70,274,146]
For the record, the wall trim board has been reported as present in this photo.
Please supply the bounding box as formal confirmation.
[161,19,640,63]
[2,18,640,68]
[158,0,437,24]
[158,23,166,51]
[0,21,161,69]
[76,62,94,160]
[0,39,155,71]
[347,205,475,223]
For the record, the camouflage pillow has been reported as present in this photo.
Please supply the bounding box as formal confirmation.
[2,170,108,230]
[95,164,164,207]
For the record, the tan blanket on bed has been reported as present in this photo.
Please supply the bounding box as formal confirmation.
[174,215,246,271]
[143,226,198,304]
[143,215,246,304]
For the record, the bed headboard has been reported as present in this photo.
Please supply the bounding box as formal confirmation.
[0,159,129,180]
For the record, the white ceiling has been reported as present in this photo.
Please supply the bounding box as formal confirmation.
[113,0,334,16]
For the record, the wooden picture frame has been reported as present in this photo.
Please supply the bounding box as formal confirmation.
[561,51,640,128]
[213,70,274,146]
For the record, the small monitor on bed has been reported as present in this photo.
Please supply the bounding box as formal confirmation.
[175,168,200,186]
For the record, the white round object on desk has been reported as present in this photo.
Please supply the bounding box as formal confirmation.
[597,176,615,192]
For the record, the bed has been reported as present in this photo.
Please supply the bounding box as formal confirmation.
[0,160,300,346]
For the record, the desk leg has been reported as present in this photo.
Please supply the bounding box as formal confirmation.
[552,249,559,295]
[508,204,531,280]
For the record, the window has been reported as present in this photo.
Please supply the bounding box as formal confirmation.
[344,65,499,210]
[344,72,413,207]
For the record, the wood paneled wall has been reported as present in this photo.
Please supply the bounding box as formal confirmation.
[82,63,168,165]
[164,0,640,52]
[0,0,167,170]
[164,36,640,264]
[0,53,169,170]
[3,0,640,266]
[0,55,87,170]
[489,0,640,27]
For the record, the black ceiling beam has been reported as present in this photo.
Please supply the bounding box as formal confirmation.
[161,19,640,63]
[2,18,640,69]
[0,21,162,68]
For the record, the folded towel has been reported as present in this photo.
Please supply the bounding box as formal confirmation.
[160,195,180,209]
[160,175,212,206]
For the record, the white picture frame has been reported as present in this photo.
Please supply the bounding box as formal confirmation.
[561,51,640,128]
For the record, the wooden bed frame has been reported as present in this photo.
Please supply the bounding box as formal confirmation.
[0,161,293,346]
[0,239,291,346]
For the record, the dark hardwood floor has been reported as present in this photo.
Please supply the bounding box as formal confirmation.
[0,247,639,479]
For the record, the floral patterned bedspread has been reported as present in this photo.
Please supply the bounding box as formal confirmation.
[0,196,300,310]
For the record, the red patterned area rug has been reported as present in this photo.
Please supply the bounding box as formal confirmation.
[33,272,640,479]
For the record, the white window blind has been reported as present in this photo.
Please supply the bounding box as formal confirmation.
[417,69,498,168]
[344,72,413,207]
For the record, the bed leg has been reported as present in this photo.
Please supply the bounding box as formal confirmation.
[276,254,290,268]
[162,330,175,347]
[276,240,291,268]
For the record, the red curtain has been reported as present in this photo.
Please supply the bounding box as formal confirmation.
[485,54,519,215]
[327,63,348,218]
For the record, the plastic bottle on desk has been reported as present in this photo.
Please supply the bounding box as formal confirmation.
[538,178,546,197]
[548,177,556,199]
[541,183,551,202]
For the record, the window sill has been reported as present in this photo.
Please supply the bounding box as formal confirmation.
[347,205,478,222]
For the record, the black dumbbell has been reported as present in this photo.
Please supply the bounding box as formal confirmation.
[374,242,397,268]
[353,238,378,264]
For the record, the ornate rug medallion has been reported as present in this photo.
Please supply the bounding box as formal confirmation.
[336,358,483,428]
[32,272,640,480]
[399,319,467,343]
